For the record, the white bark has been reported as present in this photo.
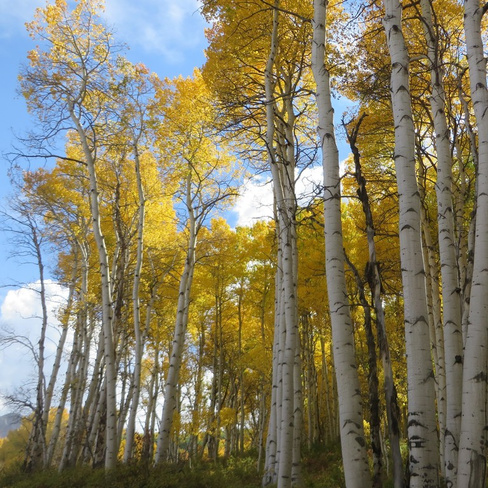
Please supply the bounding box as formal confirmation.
[123,146,146,463]
[69,106,118,470]
[276,87,300,488]
[155,174,197,463]
[381,0,439,484]
[311,1,371,487]
[58,255,92,470]
[263,251,282,485]
[418,2,463,481]
[42,255,78,448]
[43,261,77,467]
[456,86,478,343]
[421,208,446,472]
[457,1,488,485]
[22,211,49,471]
[262,5,301,486]
[263,6,282,485]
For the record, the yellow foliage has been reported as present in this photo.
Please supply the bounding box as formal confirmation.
[219,407,237,427]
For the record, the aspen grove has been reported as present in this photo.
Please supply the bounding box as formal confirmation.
[3,0,488,486]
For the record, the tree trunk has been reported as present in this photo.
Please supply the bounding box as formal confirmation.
[69,106,118,470]
[457,1,488,485]
[420,204,446,471]
[23,215,49,472]
[312,2,372,486]
[345,254,383,488]
[123,145,146,463]
[381,1,440,484]
[418,2,463,482]
[345,115,404,488]
[155,174,197,463]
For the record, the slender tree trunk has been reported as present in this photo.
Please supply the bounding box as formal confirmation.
[123,145,146,463]
[457,1,488,485]
[58,268,92,470]
[345,116,404,487]
[69,106,118,470]
[43,259,77,467]
[24,217,48,472]
[417,2,463,482]
[456,83,478,345]
[381,1,440,484]
[420,205,446,470]
[79,328,105,467]
[263,241,282,486]
[189,322,205,463]
[345,255,383,488]
[319,335,333,443]
[155,175,197,463]
[237,286,246,454]
[263,5,287,485]
[312,2,371,486]
[263,56,301,488]
[142,344,159,463]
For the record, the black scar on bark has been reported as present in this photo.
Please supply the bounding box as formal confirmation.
[356,436,366,447]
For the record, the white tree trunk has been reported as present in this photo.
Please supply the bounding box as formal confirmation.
[155,174,197,463]
[457,1,488,485]
[123,146,146,463]
[263,251,282,485]
[42,254,78,463]
[421,208,446,472]
[58,253,91,470]
[418,2,463,482]
[262,5,301,486]
[262,5,282,485]
[69,106,118,470]
[312,2,371,487]
[381,1,439,484]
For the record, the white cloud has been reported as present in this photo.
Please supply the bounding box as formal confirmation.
[232,165,324,228]
[103,0,208,65]
[0,281,68,415]
[0,0,208,68]
[296,165,323,205]
[232,176,274,228]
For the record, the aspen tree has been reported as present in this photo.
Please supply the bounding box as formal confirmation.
[112,60,156,464]
[4,196,50,471]
[311,1,371,487]
[154,73,236,462]
[261,4,302,486]
[345,115,404,488]
[155,172,198,462]
[381,0,439,484]
[457,0,488,484]
[416,1,463,482]
[20,0,123,469]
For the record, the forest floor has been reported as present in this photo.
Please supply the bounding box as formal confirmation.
[0,445,349,488]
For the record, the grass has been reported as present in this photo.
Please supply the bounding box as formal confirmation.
[0,457,263,488]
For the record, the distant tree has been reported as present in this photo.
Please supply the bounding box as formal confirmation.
[19,0,124,469]
[153,72,237,463]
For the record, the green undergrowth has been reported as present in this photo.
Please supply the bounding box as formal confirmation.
[301,442,345,487]
[0,444,381,488]
[0,457,262,488]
